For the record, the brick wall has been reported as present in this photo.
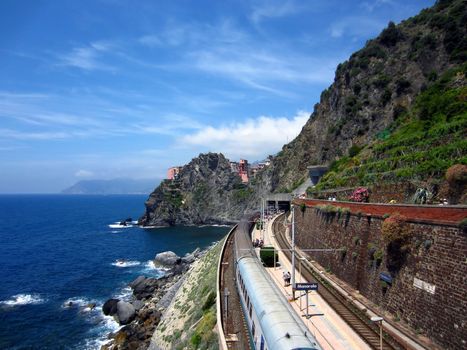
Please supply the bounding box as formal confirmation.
[294,201,466,350]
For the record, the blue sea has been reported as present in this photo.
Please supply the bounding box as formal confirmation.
[0,195,230,349]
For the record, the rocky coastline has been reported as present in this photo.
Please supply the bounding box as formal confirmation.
[100,248,206,350]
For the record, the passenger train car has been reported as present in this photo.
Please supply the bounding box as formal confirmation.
[234,218,322,350]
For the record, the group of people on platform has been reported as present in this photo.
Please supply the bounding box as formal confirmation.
[253,238,264,248]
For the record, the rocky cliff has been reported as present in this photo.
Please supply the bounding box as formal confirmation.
[255,0,466,193]
[140,153,254,227]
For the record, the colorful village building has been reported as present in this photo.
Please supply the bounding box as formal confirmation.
[167,166,182,180]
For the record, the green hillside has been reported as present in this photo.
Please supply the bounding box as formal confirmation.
[313,63,467,191]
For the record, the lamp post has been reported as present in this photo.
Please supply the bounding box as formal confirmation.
[291,204,296,299]
[371,316,383,350]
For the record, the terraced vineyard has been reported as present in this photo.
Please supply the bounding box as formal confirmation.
[312,64,467,192]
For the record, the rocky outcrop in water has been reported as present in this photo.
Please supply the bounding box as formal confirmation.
[116,301,136,325]
[154,251,180,266]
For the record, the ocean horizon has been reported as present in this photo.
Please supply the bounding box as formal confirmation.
[0,194,230,349]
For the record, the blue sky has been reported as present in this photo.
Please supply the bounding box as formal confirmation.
[0,0,434,193]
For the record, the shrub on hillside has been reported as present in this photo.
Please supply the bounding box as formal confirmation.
[446,164,467,184]
[379,21,403,46]
[381,213,410,243]
[446,164,467,204]
[348,144,363,157]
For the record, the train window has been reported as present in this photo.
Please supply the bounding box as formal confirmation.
[251,321,255,337]
[260,335,265,350]
[249,303,252,318]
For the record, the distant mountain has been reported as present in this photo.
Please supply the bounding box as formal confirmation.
[62,178,160,195]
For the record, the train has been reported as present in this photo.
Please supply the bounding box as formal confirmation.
[233,218,323,350]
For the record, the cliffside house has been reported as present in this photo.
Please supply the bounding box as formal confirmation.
[238,159,249,183]
[167,166,182,180]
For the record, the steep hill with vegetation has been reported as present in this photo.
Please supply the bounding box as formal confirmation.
[255,0,466,195]
[315,64,466,195]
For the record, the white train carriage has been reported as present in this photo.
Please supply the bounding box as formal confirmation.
[234,221,322,350]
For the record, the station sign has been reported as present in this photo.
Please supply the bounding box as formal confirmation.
[379,272,393,284]
[294,282,318,291]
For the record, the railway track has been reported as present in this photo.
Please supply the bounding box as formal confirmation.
[219,226,252,350]
[272,214,403,350]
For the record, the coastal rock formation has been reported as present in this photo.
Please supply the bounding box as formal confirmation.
[101,247,210,350]
[103,299,119,316]
[116,301,136,325]
[140,153,253,227]
[154,251,180,266]
[131,300,145,311]
[130,276,160,300]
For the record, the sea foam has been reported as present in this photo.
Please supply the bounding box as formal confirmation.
[113,286,133,301]
[62,297,93,309]
[0,293,46,306]
[80,312,122,350]
[111,260,141,268]
[108,223,133,229]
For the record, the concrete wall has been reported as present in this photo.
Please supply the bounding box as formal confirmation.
[293,200,466,350]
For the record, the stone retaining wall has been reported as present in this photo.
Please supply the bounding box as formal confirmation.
[293,199,466,350]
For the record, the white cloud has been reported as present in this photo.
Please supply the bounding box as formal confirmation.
[330,17,386,39]
[251,0,302,24]
[58,41,115,71]
[0,128,70,140]
[136,19,339,94]
[361,0,395,12]
[190,48,337,95]
[138,19,246,49]
[179,111,310,160]
[0,90,206,141]
[138,34,162,47]
[74,169,94,178]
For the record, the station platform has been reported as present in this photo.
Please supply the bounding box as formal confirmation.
[251,215,371,350]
